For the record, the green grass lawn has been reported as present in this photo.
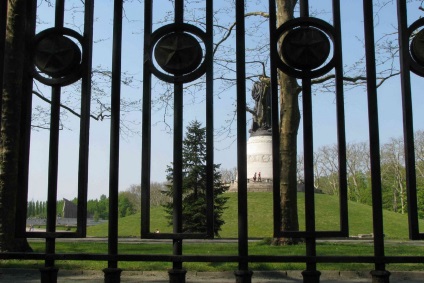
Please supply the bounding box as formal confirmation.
[87,192,423,239]
[2,241,423,271]
[3,192,423,272]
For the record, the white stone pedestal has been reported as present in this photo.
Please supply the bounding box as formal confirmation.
[246,135,273,182]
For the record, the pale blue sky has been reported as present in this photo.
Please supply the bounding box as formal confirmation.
[27,0,424,201]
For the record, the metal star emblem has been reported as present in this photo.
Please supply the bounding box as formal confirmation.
[154,32,202,75]
[282,27,330,70]
[34,35,81,78]
[411,29,424,66]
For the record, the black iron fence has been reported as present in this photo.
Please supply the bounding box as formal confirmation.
[1,0,423,283]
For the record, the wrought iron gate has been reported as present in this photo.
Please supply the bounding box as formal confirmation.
[1,0,423,282]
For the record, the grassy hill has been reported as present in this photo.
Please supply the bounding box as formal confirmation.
[87,192,421,239]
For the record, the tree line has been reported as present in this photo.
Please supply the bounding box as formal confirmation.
[26,183,170,221]
[301,130,424,217]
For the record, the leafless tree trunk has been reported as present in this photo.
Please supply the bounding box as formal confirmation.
[273,0,302,245]
[0,0,32,252]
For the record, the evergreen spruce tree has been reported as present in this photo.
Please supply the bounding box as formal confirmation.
[164,120,228,237]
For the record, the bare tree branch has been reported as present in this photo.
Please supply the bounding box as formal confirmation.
[311,72,400,88]
[213,11,269,55]
[32,90,112,122]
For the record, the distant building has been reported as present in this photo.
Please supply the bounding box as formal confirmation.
[62,198,78,218]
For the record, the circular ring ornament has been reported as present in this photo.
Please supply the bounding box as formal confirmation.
[282,27,330,70]
[150,23,208,84]
[154,32,203,75]
[275,17,335,79]
[32,28,84,86]
[411,29,424,65]
[408,18,424,77]
[34,34,81,78]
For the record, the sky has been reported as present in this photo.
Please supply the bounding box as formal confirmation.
[26,0,424,201]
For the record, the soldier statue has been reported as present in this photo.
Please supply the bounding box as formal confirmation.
[250,75,272,135]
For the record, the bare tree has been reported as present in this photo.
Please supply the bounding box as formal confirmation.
[414,130,424,179]
[220,167,237,184]
[125,183,169,209]
[381,137,407,213]
[346,142,371,203]
[296,154,304,183]
[315,145,340,195]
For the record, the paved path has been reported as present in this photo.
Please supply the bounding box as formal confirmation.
[25,237,424,246]
[1,269,423,282]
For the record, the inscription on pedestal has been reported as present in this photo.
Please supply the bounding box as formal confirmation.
[247,154,272,163]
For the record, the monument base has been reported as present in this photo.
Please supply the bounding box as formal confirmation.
[228,180,273,192]
[246,135,273,182]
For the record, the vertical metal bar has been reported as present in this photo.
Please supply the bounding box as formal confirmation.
[299,0,309,17]
[46,88,61,223]
[172,0,184,273]
[298,0,318,276]
[45,87,60,269]
[332,0,349,236]
[235,0,249,274]
[76,0,94,238]
[302,78,318,273]
[175,0,184,24]
[205,0,214,238]
[362,0,386,272]
[45,0,65,270]
[54,0,65,29]
[268,0,281,238]
[173,83,184,270]
[397,0,420,240]
[141,0,153,237]
[108,0,123,270]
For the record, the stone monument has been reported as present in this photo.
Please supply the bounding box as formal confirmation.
[229,76,273,192]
